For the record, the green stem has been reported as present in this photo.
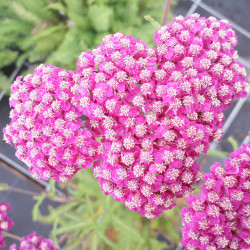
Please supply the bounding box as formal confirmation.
[4,185,74,203]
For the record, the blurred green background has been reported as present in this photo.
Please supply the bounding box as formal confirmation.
[0,0,180,94]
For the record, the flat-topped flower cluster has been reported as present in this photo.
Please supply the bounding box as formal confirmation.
[0,201,58,249]
[75,14,247,218]
[181,144,250,250]
[3,14,247,219]
[0,203,13,248]
[3,66,100,182]
[10,232,59,250]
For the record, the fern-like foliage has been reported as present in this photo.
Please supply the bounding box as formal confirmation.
[0,71,11,95]
[35,168,183,249]
[0,0,179,93]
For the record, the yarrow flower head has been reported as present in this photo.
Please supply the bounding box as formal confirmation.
[3,65,100,182]
[3,14,248,219]
[0,202,14,248]
[81,16,247,219]
[10,232,59,250]
[181,144,250,250]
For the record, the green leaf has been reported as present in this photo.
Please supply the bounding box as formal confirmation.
[55,221,92,235]
[0,50,18,68]
[99,233,116,248]
[34,25,67,40]
[112,216,143,242]
[228,136,239,150]
[49,179,56,199]
[46,28,82,69]
[47,2,67,15]
[64,235,88,250]
[20,64,38,77]
[206,150,229,158]
[88,5,113,32]
[144,15,161,29]
[51,217,60,248]
[0,72,11,95]
[32,193,45,221]
[64,0,85,14]
[17,0,56,21]
[0,183,9,191]
[91,234,98,250]
[36,201,80,224]
[32,25,67,58]
[16,52,31,67]
[10,1,41,24]
[0,19,32,36]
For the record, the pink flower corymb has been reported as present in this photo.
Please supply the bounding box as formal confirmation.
[74,14,247,219]
[10,232,59,250]
[3,65,101,182]
[3,13,248,219]
[0,202,14,248]
[181,144,250,250]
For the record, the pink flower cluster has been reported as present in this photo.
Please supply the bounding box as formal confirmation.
[3,14,248,219]
[154,14,247,138]
[181,144,250,250]
[3,65,100,182]
[10,232,59,250]
[0,203,14,248]
[75,14,247,218]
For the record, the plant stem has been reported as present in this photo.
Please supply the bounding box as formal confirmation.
[8,186,40,196]
[2,231,21,241]
[5,185,74,203]
[162,0,171,26]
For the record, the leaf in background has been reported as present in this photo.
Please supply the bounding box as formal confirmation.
[228,136,239,150]
[92,32,109,48]
[47,2,67,15]
[28,52,46,64]
[112,0,139,26]
[46,28,86,69]
[32,193,45,221]
[20,64,38,77]
[0,183,9,191]
[133,23,156,47]
[110,19,133,35]
[0,50,18,68]
[112,216,143,243]
[17,0,57,22]
[34,25,67,40]
[88,5,113,32]
[16,52,32,67]
[91,234,98,250]
[206,150,230,158]
[51,217,60,248]
[37,201,81,224]
[144,15,161,29]
[32,25,67,61]
[0,19,32,37]
[10,1,42,24]
[49,179,56,199]
[55,221,92,235]
[63,0,85,14]
[0,71,11,95]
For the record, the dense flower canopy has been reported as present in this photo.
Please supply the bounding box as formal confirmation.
[3,65,100,182]
[0,202,14,248]
[76,14,247,218]
[181,144,250,250]
[3,14,248,218]
[10,232,59,250]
